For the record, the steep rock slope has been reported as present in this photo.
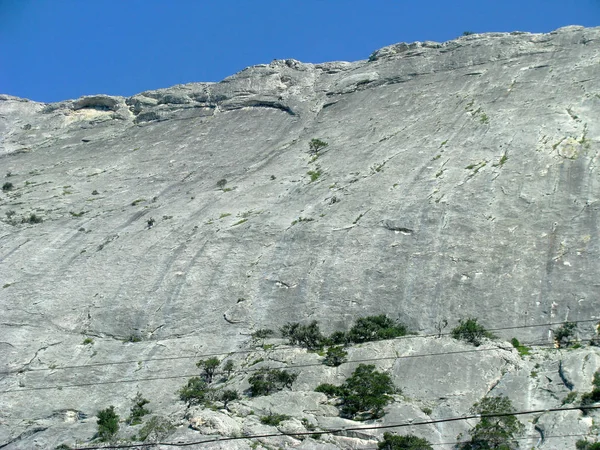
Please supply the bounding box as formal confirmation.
[0,26,599,449]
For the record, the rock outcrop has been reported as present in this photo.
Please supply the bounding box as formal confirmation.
[1,25,599,448]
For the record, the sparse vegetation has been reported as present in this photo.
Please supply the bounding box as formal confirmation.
[457,395,524,450]
[216,179,227,189]
[323,346,348,367]
[309,138,328,154]
[554,321,577,348]
[197,357,220,383]
[510,337,530,356]
[96,406,119,442]
[248,368,297,397]
[219,389,239,409]
[281,321,325,350]
[178,377,209,406]
[23,213,43,224]
[378,432,433,450]
[260,413,291,426]
[316,364,396,420]
[451,318,494,346]
[577,440,600,450]
[136,416,175,442]
[223,360,235,379]
[345,315,408,344]
[127,392,151,425]
[2,182,14,192]
[480,113,489,124]
[82,337,94,345]
[307,169,322,182]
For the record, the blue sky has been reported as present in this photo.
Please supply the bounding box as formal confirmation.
[1,0,598,103]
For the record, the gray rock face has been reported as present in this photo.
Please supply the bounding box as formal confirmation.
[1,25,600,448]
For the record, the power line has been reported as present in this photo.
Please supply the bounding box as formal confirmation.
[0,338,565,393]
[69,405,600,449]
[2,318,595,376]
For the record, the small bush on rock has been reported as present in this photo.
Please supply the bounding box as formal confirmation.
[577,440,600,450]
[260,413,291,426]
[178,377,209,406]
[323,345,348,367]
[248,368,297,397]
[457,395,524,450]
[127,392,151,425]
[346,315,408,344]
[316,364,397,420]
[197,357,220,383]
[97,406,119,441]
[281,321,325,350]
[378,432,433,449]
[554,321,577,348]
[451,318,494,346]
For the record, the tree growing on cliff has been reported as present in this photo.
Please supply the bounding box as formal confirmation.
[96,406,119,442]
[457,395,524,449]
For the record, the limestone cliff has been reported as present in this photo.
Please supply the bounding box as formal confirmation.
[1,26,599,449]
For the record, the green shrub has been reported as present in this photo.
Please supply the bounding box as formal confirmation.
[23,213,43,224]
[346,315,408,344]
[315,383,343,397]
[323,346,348,367]
[378,432,433,449]
[309,139,328,154]
[451,318,494,346]
[137,416,175,442]
[562,391,578,405]
[316,365,396,420]
[281,321,325,350]
[307,169,322,182]
[2,182,14,192]
[219,389,239,409]
[96,406,119,441]
[223,360,235,379]
[178,377,209,406]
[340,364,396,420]
[248,368,297,397]
[252,328,274,340]
[510,337,530,356]
[260,413,291,426]
[457,395,524,450]
[82,337,94,345]
[577,440,600,450]
[127,392,151,425]
[554,321,577,348]
[197,357,220,383]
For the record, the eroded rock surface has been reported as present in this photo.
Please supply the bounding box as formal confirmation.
[1,26,600,448]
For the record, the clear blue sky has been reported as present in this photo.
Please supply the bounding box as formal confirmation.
[1,0,598,103]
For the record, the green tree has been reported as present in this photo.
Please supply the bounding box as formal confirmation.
[197,357,220,383]
[178,377,209,406]
[451,318,494,347]
[281,321,325,350]
[346,315,408,344]
[248,368,297,397]
[458,395,524,450]
[577,440,600,450]
[97,406,119,442]
[317,364,396,420]
[223,360,235,379]
[308,138,328,154]
[127,392,151,425]
[554,321,577,348]
[323,345,348,367]
[220,389,239,410]
[378,432,433,449]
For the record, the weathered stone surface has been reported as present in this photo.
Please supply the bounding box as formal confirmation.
[1,26,600,448]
